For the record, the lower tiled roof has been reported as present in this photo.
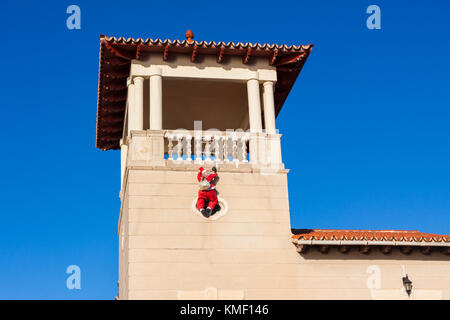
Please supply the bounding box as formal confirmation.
[291,229,450,243]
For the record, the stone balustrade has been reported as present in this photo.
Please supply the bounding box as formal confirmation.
[164,130,250,163]
[121,129,284,190]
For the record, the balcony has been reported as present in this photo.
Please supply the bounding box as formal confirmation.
[119,129,284,187]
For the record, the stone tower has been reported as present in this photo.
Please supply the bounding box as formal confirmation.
[96,32,313,299]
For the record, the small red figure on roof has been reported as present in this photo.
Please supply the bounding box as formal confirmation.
[185,29,194,43]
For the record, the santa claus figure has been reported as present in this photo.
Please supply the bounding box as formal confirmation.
[196,166,218,218]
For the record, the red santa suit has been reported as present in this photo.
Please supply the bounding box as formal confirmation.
[196,167,218,211]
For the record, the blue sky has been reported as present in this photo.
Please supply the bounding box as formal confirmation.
[0,0,448,299]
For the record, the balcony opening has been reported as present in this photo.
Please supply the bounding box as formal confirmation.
[160,78,250,131]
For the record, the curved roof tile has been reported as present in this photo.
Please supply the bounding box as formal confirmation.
[291,229,450,243]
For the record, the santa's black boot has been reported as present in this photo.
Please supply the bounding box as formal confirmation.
[200,208,209,218]
[205,207,212,217]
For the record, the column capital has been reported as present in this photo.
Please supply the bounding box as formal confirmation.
[148,66,163,77]
[263,81,275,87]
[133,76,144,82]
[247,71,259,81]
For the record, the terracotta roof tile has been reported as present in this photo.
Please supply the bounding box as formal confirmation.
[291,229,450,243]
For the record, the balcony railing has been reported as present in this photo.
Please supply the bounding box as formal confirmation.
[164,130,249,163]
[121,129,283,182]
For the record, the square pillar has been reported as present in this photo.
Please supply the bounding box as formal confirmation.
[128,130,165,167]
[120,139,128,190]
[266,133,284,171]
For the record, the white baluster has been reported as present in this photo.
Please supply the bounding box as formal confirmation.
[222,136,228,162]
[232,136,238,163]
[214,135,221,163]
[167,134,174,161]
[204,136,212,162]
[176,135,182,161]
[195,135,202,163]
[186,135,192,161]
[223,135,230,162]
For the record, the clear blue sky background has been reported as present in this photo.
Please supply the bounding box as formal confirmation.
[0,0,448,299]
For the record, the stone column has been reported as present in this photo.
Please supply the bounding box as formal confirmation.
[133,76,144,130]
[263,81,276,135]
[126,79,135,136]
[262,80,282,170]
[149,67,163,130]
[246,72,264,165]
[246,72,263,133]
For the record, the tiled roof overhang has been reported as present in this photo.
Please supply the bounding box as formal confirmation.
[291,229,450,243]
[291,229,450,255]
[96,35,313,150]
